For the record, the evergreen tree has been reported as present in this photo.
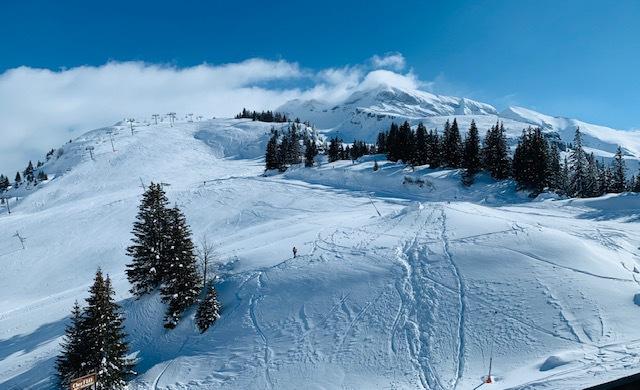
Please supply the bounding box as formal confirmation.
[195,281,221,333]
[512,128,549,193]
[287,124,301,164]
[585,153,600,197]
[400,121,415,164]
[598,164,612,195]
[265,131,280,170]
[414,123,428,165]
[304,138,318,167]
[376,132,387,154]
[15,171,22,186]
[461,120,481,186]
[24,160,35,182]
[610,146,627,193]
[327,137,342,163]
[161,207,202,329]
[547,142,562,192]
[560,157,571,195]
[0,175,9,192]
[482,122,511,180]
[426,130,441,168]
[82,270,133,389]
[126,183,170,296]
[37,170,48,181]
[277,135,291,168]
[632,172,640,192]
[442,119,463,167]
[386,123,400,161]
[56,301,85,388]
[569,128,589,197]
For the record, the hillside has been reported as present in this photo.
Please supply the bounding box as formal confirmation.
[1,116,640,389]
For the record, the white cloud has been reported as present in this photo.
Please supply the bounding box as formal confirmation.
[357,69,420,91]
[0,54,422,174]
[370,53,406,71]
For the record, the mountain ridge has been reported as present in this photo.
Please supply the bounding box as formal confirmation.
[278,85,640,164]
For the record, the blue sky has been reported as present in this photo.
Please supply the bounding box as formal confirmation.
[1,0,640,172]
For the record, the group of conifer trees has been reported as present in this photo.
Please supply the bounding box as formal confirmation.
[506,127,638,195]
[56,269,134,389]
[377,120,640,196]
[326,138,375,163]
[1,160,49,194]
[266,123,318,170]
[263,117,640,197]
[125,183,219,329]
[57,183,222,388]
[0,175,10,194]
[1,148,61,199]
[377,119,511,186]
[235,108,289,123]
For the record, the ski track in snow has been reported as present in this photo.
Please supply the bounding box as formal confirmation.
[248,272,274,390]
[439,206,466,390]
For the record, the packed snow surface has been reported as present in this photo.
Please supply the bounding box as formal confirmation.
[1,118,640,390]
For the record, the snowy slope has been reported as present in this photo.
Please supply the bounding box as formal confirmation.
[1,119,640,389]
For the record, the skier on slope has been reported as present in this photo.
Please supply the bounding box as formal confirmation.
[292,246,297,258]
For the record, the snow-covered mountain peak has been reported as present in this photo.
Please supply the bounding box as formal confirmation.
[500,106,571,129]
[279,86,640,165]
[279,85,498,124]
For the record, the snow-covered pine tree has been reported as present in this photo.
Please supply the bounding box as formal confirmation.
[278,134,291,168]
[285,123,300,165]
[585,153,600,197]
[82,270,133,389]
[161,206,202,329]
[24,160,35,182]
[126,182,171,296]
[442,119,463,168]
[14,171,22,186]
[512,128,549,193]
[600,164,613,195]
[569,128,589,197]
[56,301,85,388]
[610,146,627,193]
[265,130,280,170]
[482,122,511,180]
[0,174,9,192]
[547,142,562,192]
[195,281,221,333]
[461,120,481,186]
[560,157,571,195]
